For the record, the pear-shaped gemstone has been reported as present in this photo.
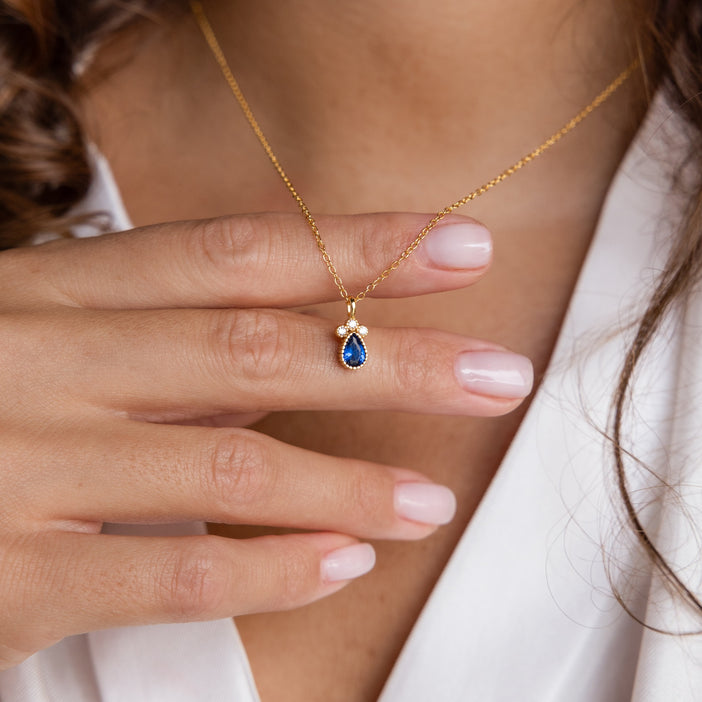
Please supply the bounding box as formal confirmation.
[342,333,367,368]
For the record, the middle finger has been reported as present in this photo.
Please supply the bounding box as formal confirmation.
[50,307,534,419]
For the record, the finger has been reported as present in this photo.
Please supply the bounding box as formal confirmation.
[1,531,375,645]
[18,422,455,540]
[2,212,491,309]
[47,308,533,418]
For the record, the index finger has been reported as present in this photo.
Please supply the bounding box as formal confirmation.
[4,212,491,309]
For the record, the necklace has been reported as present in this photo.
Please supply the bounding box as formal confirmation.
[190,0,636,370]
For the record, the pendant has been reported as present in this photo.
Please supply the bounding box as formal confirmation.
[336,298,368,369]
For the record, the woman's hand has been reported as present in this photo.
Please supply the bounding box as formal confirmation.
[0,212,532,669]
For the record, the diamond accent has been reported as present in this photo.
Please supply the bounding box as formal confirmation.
[336,310,368,369]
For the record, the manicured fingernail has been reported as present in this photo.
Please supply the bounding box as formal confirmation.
[455,350,533,398]
[321,543,376,583]
[419,222,492,270]
[394,482,457,525]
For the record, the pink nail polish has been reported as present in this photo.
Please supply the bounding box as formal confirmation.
[419,222,492,270]
[455,350,534,398]
[394,483,457,525]
[321,543,376,583]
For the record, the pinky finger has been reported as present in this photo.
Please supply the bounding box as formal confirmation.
[1,531,374,657]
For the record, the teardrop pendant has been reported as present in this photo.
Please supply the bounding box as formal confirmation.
[341,332,367,368]
[335,298,368,369]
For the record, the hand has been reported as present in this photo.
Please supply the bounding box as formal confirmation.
[0,212,531,669]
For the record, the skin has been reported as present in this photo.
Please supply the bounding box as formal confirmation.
[0,0,647,700]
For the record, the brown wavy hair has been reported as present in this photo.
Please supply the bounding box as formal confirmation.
[0,0,172,244]
[1,0,701,628]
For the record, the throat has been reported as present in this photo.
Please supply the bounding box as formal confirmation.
[194,0,640,193]
[84,0,644,229]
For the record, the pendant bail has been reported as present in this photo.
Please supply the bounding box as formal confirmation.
[346,297,357,319]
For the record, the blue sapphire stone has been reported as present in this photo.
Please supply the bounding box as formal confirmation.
[342,333,366,368]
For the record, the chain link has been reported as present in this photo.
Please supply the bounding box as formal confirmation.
[191,0,637,304]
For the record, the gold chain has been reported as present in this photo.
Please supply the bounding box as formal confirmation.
[190,0,636,305]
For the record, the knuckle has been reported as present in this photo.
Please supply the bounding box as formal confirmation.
[191,215,278,297]
[387,333,443,398]
[158,539,229,621]
[193,216,257,274]
[206,431,271,511]
[345,465,396,530]
[269,539,315,611]
[208,308,290,382]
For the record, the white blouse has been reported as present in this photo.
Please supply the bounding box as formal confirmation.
[2,96,702,702]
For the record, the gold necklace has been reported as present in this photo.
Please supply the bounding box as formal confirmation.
[190,0,636,370]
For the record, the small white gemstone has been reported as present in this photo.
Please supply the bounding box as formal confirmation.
[336,325,348,337]
[358,325,368,336]
[347,319,359,329]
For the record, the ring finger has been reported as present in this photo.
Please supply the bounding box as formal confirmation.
[10,420,457,539]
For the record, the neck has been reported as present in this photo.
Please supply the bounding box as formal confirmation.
[181,0,644,215]
[86,0,646,229]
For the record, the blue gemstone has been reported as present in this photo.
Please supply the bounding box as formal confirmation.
[342,333,366,368]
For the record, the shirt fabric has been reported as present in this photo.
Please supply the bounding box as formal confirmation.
[1,96,701,701]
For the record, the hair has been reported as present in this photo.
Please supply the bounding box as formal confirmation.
[1,0,701,627]
[607,0,702,628]
[0,0,173,244]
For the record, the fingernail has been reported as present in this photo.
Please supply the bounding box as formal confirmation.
[419,222,492,270]
[321,543,376,583]
[455,350,534,398]
[394,482,457,525]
